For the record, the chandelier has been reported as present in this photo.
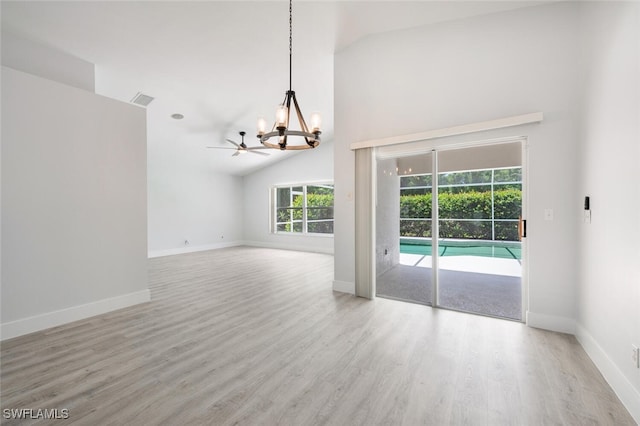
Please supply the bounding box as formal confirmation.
[257,0,321,150]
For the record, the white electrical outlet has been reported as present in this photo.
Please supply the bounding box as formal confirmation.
[633,344,639,369]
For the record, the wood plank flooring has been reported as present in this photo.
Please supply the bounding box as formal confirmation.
[1,247,635,425]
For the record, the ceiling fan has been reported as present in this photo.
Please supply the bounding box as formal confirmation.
[207,131,270,157]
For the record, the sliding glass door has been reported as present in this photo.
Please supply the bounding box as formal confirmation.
[435,145,523,319]
[376,154,433,305]
[375,141,525,321]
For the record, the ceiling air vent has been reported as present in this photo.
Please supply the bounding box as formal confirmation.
[130,92,154,107]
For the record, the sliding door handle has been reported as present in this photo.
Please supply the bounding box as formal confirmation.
[519,218,527,239]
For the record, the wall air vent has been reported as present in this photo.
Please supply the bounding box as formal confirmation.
[130,92,154,107]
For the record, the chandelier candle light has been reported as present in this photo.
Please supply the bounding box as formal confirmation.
[257,0,321,150]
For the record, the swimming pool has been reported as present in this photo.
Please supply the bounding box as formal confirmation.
[400,238,521,260]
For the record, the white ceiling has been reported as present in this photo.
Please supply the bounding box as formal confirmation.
[1,1,549,175]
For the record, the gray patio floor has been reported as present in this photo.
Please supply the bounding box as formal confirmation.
[376,263,521,320]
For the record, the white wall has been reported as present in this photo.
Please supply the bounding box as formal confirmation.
[147,135,244,257]
[1,67,149,339]
[335,2,581,331]
[577,2,640,421]
[242,141,334,254]
[1,31,95,92]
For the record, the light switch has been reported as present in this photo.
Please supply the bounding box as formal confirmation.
[544,209,554,221]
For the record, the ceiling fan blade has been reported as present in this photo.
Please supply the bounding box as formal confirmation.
[232,151,240,157]
[225,139,241,148]
[249,150,270,156]
[207,146,236,150]
[246,146,271,150]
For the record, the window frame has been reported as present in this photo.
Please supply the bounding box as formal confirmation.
[272,181,334,236]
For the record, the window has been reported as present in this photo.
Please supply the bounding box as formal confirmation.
[274,183,334,234]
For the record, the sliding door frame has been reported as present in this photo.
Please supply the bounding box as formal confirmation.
[366,136,529,321]
[431,150,439,306]
[430,140,528,320]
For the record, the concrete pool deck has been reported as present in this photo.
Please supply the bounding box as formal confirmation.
[399,253,522,277]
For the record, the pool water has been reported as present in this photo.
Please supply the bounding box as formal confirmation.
[400,242,521,260]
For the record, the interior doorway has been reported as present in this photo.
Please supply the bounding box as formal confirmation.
[375,141,525,321]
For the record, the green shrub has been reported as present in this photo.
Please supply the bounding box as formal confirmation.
[278,193,334,233]
[400,188,521,240]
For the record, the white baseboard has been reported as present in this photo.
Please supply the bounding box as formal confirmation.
[575,323,640,424]
[150,241,335,258]
[244,240,334,255]
[1,289,151,341]
[526,311,576,334]
[148,241,242,258]
[333,280,355,294]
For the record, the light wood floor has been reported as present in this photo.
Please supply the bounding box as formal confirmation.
[1,247,635,425]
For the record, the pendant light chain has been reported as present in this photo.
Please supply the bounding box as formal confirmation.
[289,0,293,92]
[256,0,321,150]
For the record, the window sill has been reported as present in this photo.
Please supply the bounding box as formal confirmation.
[273,232,334,238]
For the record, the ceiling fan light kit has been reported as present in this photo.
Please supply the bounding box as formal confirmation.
[257,0,321,151]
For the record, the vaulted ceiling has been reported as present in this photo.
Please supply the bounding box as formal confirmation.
[1,1,549,175]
